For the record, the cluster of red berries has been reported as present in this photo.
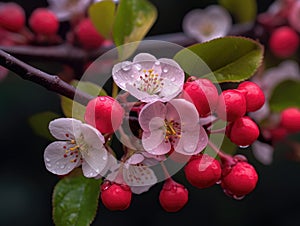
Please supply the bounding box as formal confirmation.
[0,2,105,48]
[84,78,263,212]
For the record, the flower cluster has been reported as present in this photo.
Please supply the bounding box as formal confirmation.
[43,52,265,212]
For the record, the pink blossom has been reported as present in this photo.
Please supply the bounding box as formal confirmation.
[138,99,208,156]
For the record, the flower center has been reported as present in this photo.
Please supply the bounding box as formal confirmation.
[133,69,164,95]
[199,23,215,36]
[63,134,89,163]
[164,120,181,144]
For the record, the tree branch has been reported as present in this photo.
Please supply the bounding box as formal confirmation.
[0,49,93,105]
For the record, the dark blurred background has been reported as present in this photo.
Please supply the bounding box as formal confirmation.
[3,0,300,226]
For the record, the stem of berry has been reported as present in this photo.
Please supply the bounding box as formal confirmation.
[207,140,235,166]
[0,49,93,105]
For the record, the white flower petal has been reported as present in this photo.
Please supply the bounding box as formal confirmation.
[82,161,99,178]
[44,141,79,175]
[127,153,145,165]
[123,164,157,194]
[142,130,168,154]
[49,118,82,141]
[133,53,157,62]
[252,141,274,165]
[80,123,105,147]
[81,146,108,175]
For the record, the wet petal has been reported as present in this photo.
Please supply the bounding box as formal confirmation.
[82,161,99,178]
[80,123,105,147]
[44,141,79,175]
[166,99,199,128]
[127,153,145,165]
[123,164,157,194]
[49,118,82,140]
[133,53,157,62]
[175,125,200,155]
[139,101,166,131]
[142,130,168,154]
[81,146,108,175]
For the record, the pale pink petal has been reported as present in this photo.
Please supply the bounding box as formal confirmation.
[112,61,136,91]
[80,123,105,147]
[196,126,209,152]
[127,153,145,165]
[167,99,200,128]
[142,130,168,154]
[49,118,82,140]
[175,125,200,155]
[252,141,274,165]
[81,146,108,175]
[123,164,157,194]
[44,141,79,175]
[82,161,99,178]
[133,53,157,62]
[139,101,166,131]
[199,115,217,126]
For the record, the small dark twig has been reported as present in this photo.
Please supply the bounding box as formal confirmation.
[0,49,93,105]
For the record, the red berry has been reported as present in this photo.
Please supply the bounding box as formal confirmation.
[84,96,124,134]
[75,18,105,50]
[221,162,258,197]
[159,179,188,212]
[269,26,299,58]
[29,8,59,35]
[216,89,246,122]
[280,107,300,133]
[0,3,25,32]
[269,127,288,142]
[227,116,259,146]
[101,181,132,211]
[238,81,265,112]
[182,78,219,117]
[184,154,221,189]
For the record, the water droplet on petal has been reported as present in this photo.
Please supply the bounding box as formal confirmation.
[102,156,107,161]
[170,77,176,82]
[60,165,65,169]
[239,145,249,149]
[45,158,50,162]
[163,68,169,73]
[135,63,142,71]
[122,62,131,71]
[46,163,52,168]
[154,61,160,66]
[130,74,135,78]
[233,195,245,200]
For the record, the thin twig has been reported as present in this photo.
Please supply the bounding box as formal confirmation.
[0,49,93,105]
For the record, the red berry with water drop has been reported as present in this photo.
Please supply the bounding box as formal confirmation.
[0,3,25,32]
[221,161,258,197]
[100,181,132,211]
[84,96,124,134]
[227,116,259,146]
[216,89,246,122]
[184,154,221,189]
[159,179,188,212]
[238,81,265,112]
[280,107,300,133]
[182,78,219,117]
[29,8,59,35]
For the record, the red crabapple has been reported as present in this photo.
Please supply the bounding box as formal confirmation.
[159,179,188,212]
[0,3,25,32]
[84,96,124,134]
[280,107,300,133]
[101,181,132,211]
[184,154,221,189]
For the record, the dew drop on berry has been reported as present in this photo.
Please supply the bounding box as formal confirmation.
[233,195,245,200]
[215,180,221,185]
[239,145,249,149]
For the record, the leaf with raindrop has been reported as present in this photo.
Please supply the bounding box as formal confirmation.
[53,169,102,226]
[113,0,157,60]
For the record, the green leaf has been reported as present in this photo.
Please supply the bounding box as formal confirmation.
[219,0,257,23]
[269,80,300,112]
[61,80,107,121]
[28,111,60,141]
[174,36,264,83]
[89,0,116,39]
[113,0,157,60]
[53,169,102,226]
